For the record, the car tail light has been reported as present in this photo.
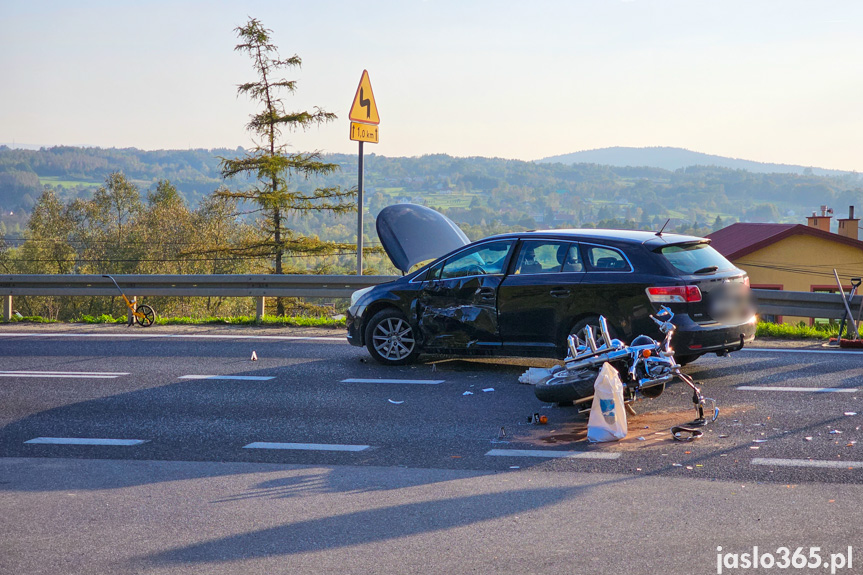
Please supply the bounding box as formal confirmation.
[646,285,702,303]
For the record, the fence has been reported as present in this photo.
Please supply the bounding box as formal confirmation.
[0,274,396,321]
[0,275,859,323]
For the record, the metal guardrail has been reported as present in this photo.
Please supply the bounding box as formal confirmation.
[0,274,398,321]
[0,276,858,322]
[751,288,861,321]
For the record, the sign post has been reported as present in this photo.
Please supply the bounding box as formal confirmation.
[349,70,380,275]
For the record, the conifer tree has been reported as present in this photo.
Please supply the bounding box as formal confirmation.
[218,18,356,309]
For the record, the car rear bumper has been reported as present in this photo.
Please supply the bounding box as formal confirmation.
[672,314,757,355]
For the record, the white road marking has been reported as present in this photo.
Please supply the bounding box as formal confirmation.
[752,457,863,469]
[24,437,148,446]
[0,370,129,378]
[179,375,275,381]
[741,347,863,355]
[243,442,369,452]
[737,385,859,393]
[485,449,621,460]
[0,333,345,342]
[341,378,444,385]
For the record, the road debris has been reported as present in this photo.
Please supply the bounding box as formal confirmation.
[518,367,557,385]
[671,426,703,442]
[388,399,404,405]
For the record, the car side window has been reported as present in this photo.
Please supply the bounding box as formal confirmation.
[584,245,631,272]
[560,243,584,272]
[441,241,513,279]
[424,261,444,282]
[515,240,572,274]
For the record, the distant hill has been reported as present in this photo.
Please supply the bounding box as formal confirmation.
[538,146,854,177]
[3,146,863,244]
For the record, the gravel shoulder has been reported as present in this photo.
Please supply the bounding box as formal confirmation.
[0,322,837,350]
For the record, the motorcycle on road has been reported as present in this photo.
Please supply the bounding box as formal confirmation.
[533,306,719,429]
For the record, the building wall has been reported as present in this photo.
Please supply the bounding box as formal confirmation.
[731,234,863,324]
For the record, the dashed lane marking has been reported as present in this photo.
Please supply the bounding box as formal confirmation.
[752,457,863,469]
[341,378,444,385]
[737,385,859,393]
[0,370,129,378]
[179,375,275,381]
[24,437,148,446]
[486,449,621,460]
[243,442,370,452]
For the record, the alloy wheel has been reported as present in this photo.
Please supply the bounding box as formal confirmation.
[371,317,416,361]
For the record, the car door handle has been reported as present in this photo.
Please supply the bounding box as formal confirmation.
[476,287,496,301]
[549,288,571,298]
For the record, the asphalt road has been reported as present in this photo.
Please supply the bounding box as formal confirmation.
[0,325,861,574]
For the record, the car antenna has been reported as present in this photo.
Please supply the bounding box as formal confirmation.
[655,219,670,237]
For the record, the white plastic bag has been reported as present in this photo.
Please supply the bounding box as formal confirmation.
[587,362,628,443]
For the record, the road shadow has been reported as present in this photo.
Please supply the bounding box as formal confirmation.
[134,483,578,566]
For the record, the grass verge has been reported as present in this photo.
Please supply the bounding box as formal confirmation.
[756,321,840,340]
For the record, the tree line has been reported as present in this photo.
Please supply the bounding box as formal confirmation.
[4,148,861,242]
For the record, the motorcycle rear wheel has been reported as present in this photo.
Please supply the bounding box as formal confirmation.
[534,368,597,404]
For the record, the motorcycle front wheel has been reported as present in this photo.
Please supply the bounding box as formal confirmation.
[534,368,597,404]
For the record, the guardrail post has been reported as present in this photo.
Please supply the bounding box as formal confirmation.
[3,295,11,321]
[256,296,266,323]
[127,296,136,324]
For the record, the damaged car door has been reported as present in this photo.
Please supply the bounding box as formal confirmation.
[417,240,515,352]
[497,240,586,355]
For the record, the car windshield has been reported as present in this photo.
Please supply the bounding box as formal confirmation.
[659,242,735,275]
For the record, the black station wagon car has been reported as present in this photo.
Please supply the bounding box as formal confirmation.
[347,204,756,366]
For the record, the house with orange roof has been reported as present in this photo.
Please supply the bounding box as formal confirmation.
[707,206,863,324]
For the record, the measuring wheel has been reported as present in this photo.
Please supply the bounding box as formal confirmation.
[135,304,156,327]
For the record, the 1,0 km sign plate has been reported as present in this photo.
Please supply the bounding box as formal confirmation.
[350,122,379,143]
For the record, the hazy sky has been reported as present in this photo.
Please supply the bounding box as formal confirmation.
[2,1,861,170]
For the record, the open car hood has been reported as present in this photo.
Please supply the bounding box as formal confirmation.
[375,203,470,273]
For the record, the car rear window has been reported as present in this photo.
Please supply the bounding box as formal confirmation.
[660,243,735,274]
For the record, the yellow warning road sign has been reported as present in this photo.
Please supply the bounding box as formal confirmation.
[349,70,380,125]
[350,122,379,143]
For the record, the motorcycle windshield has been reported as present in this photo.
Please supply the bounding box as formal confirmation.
[375,203,470,273]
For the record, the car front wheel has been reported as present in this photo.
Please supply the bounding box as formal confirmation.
[365,309,421,365]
